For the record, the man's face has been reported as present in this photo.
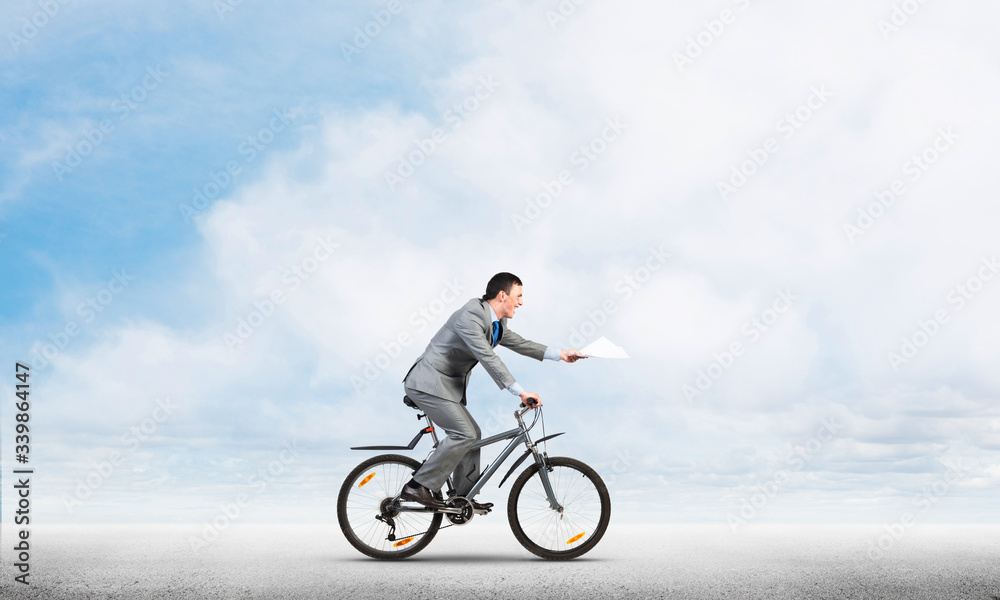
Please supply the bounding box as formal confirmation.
[497,284,524,319]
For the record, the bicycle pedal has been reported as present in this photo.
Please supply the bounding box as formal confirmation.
[473,507,492,516]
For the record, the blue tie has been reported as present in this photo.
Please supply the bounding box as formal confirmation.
[491,321,500,347]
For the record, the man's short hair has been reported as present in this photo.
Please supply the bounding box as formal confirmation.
[481,272,523,301]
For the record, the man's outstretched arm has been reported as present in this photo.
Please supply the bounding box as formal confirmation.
[500,328,587,363]
[496,327,546,361]
[498,329,587,407]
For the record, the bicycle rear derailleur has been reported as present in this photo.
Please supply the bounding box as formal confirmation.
[376,497,400,541]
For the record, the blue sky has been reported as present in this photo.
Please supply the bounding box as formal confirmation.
[2,0,999,532]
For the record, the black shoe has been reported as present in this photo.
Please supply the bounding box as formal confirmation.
[399,484,446,510]
[470,499,494,513]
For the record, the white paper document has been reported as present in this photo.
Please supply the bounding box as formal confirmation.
[580,336,630,359]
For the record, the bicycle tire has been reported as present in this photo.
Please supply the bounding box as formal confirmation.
[337,454,443,560]
[507,456,611,560]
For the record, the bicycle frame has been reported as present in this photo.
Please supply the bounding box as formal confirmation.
[464,407,558,504]
[392,406,565,513]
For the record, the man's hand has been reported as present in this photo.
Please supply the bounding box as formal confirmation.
[519,391,541,408]
[560,349,587,363]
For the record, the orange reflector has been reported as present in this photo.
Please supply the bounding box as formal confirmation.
[358,473,376,488]
[393,537,414,547]
[566,532,586,544]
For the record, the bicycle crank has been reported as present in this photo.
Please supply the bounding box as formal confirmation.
[443,496,474,525]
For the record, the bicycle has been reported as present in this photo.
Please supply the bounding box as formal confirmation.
[337,396,611,560]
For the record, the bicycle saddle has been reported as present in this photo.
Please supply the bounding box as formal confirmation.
[402,395,420,410]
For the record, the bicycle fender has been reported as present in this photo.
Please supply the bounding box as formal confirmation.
[499,450,531,488]
[498,432,565,487]
[535,432,565,445]
[350,426,433,450]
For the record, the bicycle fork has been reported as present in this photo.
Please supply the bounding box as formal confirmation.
[529,445,563,512]
[518,412,563,513]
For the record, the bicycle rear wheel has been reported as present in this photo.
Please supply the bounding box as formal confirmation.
[507,456,611,560]
[337,454,442,559]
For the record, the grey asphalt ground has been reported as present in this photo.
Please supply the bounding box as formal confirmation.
[1,522,998,599]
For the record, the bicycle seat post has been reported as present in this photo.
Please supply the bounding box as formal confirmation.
[425,415,439,447]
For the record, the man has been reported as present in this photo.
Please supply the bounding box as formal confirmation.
[399,272,586,511]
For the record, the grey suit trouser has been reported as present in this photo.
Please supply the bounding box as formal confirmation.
[403,386,481,498]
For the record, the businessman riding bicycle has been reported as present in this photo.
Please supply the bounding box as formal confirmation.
[397,272,586,511]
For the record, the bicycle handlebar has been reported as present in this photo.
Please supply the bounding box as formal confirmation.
[515,403,542,429]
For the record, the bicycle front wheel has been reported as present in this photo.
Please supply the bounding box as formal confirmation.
[337,454,442,559]
[507,456,611,560]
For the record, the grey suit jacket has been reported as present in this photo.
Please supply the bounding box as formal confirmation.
[402,298,547,403]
